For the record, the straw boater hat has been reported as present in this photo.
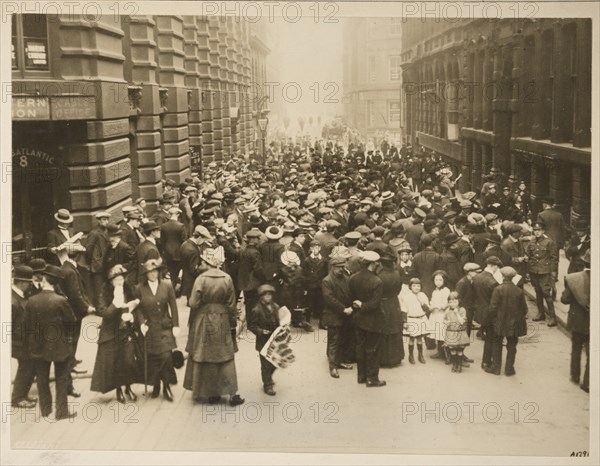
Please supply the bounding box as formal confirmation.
[265,226,283,240]
[280,250,301,268]
[54,209,73,224]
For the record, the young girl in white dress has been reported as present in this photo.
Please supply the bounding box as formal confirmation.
[428,270,451,362]
[400,278,430,364]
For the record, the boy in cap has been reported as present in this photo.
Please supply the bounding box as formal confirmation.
[248,284,281,396]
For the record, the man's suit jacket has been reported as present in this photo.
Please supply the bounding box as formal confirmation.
[537,208,565,248]
[136,239,161,281]
[160,219,187,261]
[472,270,499,326]
[86,226,109,273]
[26,290,76,362]
[348,269,385,333]
[237,245,265,291]
[121,222,142,249]
[561,270,590,335]
[104,240,136,284]
[61,261,91,319]
[12,290,29,359]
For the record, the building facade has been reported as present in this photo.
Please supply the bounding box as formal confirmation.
[11,14,269,254]
[342,17,403,146]
[401,18,591,222]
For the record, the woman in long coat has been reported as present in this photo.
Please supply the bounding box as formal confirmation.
[184,247,244,406]
[378,253,405,367]
[134,259,179,401]
[91,265,141,402]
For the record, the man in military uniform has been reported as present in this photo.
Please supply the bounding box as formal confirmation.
[348,251,386,387]
[526,222,559,327]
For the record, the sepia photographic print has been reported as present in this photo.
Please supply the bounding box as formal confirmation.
[1,1,598,464]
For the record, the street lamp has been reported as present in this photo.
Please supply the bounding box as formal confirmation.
[258,115,269,164]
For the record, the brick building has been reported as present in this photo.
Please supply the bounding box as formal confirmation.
[342,17,404,146]
[401,18,591,222]
[11,14,269,254]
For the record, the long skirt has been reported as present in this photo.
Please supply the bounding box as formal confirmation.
[379,332,405,367]
[145,351,177,386]
[183,358,238,399]
[91,337,142,393]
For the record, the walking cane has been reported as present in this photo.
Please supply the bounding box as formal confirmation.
[144,329,148,397]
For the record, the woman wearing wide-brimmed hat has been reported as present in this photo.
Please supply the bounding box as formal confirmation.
[184,246,244,406]
[91,264,141,403]
[134,258,180,401]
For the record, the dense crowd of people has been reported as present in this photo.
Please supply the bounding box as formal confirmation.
[11,136,591,420]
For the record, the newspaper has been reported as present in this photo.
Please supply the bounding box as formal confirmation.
[259,306,295,368]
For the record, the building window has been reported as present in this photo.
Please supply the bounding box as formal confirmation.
[389,101,401,124]
[390,18,401,35]
[389,55,401,81]
[368,55,376,82]
[12,14,50,73]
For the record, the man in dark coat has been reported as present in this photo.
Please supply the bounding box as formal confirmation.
[137,221,162,283]
[565,219,590,274]
[526,222,559,326]
[348,251,386,387]
[472,256,502,371]
[322,255,354,378]
[489,266,528,376]
[260,226,285,288]
[237,229,266,324]
[412,234,443,298]
[501,224,528,279]
[121,209,144,250]
[537,197,565,249]
[483,234,513,269]
[104,223,136,287]
[455,262,480,338]
[26,265,77,420]
[561,250,590,393]
[85,211,110,308]
[180,225,212,304]
[151,195,174,227]
[160,207,188,291]
[47,209,78,265]
[58,246,94,396]
[11,265,36,409]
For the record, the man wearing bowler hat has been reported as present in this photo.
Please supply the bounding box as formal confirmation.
[26,264,78,420]
[11,265,37,409]
[349,250,386,387]
[526,221,559,327]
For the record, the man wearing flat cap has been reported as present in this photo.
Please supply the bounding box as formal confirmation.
[488,266,528,376]
[121,209,145,250]
[322,255,354,378]
[238,229,266,324]
[348,251,386,387]
[526,222,559,327]
[86,211,111,308]
[331,199,349,234]
[473,256,503,372]
[501,223,528,279]
[137,221,162,284]
[160,207,188,292]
